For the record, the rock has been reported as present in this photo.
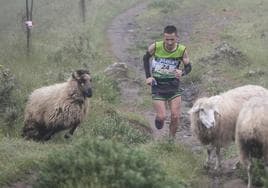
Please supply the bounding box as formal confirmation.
[181,83,199,104]
[104,62,128,80]
[246,69,264,77]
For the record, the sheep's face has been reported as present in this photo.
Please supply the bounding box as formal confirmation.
[198,105,217,129]
[73,70,92,98]
[80,74,92,98]
[190,97,220,129]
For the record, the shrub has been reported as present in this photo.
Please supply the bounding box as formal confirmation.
[0,67,16,109]
[0,66,19,134]
[35,138,178,188]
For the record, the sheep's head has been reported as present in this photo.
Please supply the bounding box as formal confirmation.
[189,96,221,129]
[72,69,92,98]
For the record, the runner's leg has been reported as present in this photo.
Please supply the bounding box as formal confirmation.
[153,100,166,129]
[169,96,181,138]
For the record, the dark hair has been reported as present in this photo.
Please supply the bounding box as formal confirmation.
[163,25,177,35]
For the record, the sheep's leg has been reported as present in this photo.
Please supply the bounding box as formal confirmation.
[42,130,55,141]
[204,145,213,169]
[64,124,78,139]
[22,127,39,140]
[23,122,45,140]
[215,146,221,171]
[240,150,253,188]
[247,160,252,188]
[22,121,38,138]
[41,126,64,141]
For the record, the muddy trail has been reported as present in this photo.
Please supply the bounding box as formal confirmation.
[107,1,198,144]
[107,2,251,188]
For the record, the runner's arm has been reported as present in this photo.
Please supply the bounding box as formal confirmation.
[181,49,192,76]
[143,43,155,78]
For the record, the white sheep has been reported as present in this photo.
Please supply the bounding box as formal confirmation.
[22,69,92,141]
[189,85,268,170]
[236,96,268,188]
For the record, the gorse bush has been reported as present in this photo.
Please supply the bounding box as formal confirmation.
[35,138,178,188]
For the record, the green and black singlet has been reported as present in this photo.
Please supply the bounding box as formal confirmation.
[151,41,186,99]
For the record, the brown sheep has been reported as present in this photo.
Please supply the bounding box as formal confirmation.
[22,69,92,141]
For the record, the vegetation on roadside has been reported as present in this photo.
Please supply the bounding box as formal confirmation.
[35,138,185,188]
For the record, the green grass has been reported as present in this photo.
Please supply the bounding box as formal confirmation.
[0,137,68,186]
[141,141,207,187]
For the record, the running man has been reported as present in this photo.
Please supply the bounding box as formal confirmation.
[143,25,192,139]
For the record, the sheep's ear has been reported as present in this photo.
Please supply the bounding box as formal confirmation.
[72,70,90,80]
[189,105,200,114]
[213,105,220,116]
[72,72,75,79]
[72,72,79,80]
[210,96,221,115]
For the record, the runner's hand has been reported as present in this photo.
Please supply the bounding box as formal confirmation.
[174,69,183,79]
[146,77,156,86]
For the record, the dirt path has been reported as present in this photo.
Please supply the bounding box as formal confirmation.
[106,2,253,188]
[107,1,171,139]
[107,2,147,64]
[107,1,199,142]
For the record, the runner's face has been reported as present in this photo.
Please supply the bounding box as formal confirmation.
[163,33,178,51]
